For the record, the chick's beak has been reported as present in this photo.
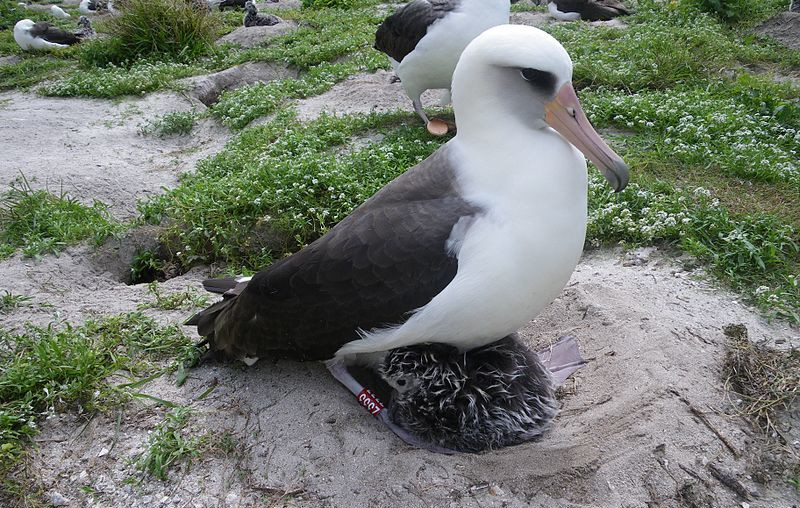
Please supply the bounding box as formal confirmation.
[544,83,629,192]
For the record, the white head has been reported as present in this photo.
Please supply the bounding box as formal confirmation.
[452,24,628,191]
[13,19,36,50]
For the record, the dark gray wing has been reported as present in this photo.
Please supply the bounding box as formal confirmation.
[30,22,80,45]
[187,145,482,361]
[374,0,460,63]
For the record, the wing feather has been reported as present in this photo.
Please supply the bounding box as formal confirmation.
[374,0,460,63]
[189,145,482,361]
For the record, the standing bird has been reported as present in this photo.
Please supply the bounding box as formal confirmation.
[187,26,629,392]
[547,0,630,21]
[374,0,513,135]
[14,18,81,50]
[50,5,71,18]
[243,0,280,27]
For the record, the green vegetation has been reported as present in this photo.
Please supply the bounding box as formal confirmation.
[81,0,218,67]
[546,3,799,92]
[687,0,782,25]
[587,174,799,322]
[0,291,31,312]
[0,178,122,258]
[0,313,193,474]
[582,80,800,190]
[300,0,360,9]
[135,406,204,480]
[139,110,442,268]
[39,59,203,98]
[138,282,209,310]
[210,51,387,128]
[139,110,198,137]
[129,248,167,284]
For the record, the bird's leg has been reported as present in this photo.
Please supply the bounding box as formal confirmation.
[325,358,458,454]
[412,97,430,125]
[413,96,454,136]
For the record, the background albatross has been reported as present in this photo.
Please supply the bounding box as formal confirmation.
[374,0,513,135]
[187,24,629,386]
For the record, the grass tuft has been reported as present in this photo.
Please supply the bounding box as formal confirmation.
[80,0,218,67]
[137,282,209,310]
[0,177,122,258]
[0,291,31,312]
[0,313,194,474]
[134,407,204,480]
[139,111,198,137]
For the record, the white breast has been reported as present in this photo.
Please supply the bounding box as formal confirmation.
[336,128,588,358]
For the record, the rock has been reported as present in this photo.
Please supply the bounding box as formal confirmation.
[509,12,551,27]
[180,62,299,106]
[49,491,70,506]
[0,55,21,67]
[216,22,297,49]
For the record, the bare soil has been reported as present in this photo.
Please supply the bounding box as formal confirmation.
[755,12,800,52]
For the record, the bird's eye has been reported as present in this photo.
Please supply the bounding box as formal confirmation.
[397,379,406,387]
[520,68,557,93]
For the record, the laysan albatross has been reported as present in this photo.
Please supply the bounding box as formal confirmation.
[187,24,628,393]
[14,18,88,50]
[374,0,514,135]
[547,0,630,21]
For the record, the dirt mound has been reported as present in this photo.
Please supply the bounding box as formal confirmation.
[181,62,299,106]
[0,90,230,220]
[754,12,800,51]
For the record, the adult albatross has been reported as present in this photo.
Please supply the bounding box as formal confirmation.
[187,24,628,380]
[374,0,513,135]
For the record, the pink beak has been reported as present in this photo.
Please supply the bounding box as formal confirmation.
[544,83,629,192]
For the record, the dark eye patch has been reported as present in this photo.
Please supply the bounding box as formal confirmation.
[520,68,557,94]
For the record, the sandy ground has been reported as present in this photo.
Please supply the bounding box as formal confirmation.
[0,91,229,220]
[1,10,799,508]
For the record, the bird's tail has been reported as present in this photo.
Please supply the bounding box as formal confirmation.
[185,276,249,337]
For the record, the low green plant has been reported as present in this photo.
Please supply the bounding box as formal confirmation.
[209,51,387,128]
[301,0,360,10]
[40,59,203,97]
[130,248,165,284]
[0,291,31,312]
[139,110,443,269]
[0,57,74,90]
[546,1,799,91]
[0,313,193,473]
[135,407,205,480]
[684,0,784,24]
[0,177,122,258]
[587,174,799,322]
[581,82,800,190]
[138,282,208,310]
[139,111,198,137]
